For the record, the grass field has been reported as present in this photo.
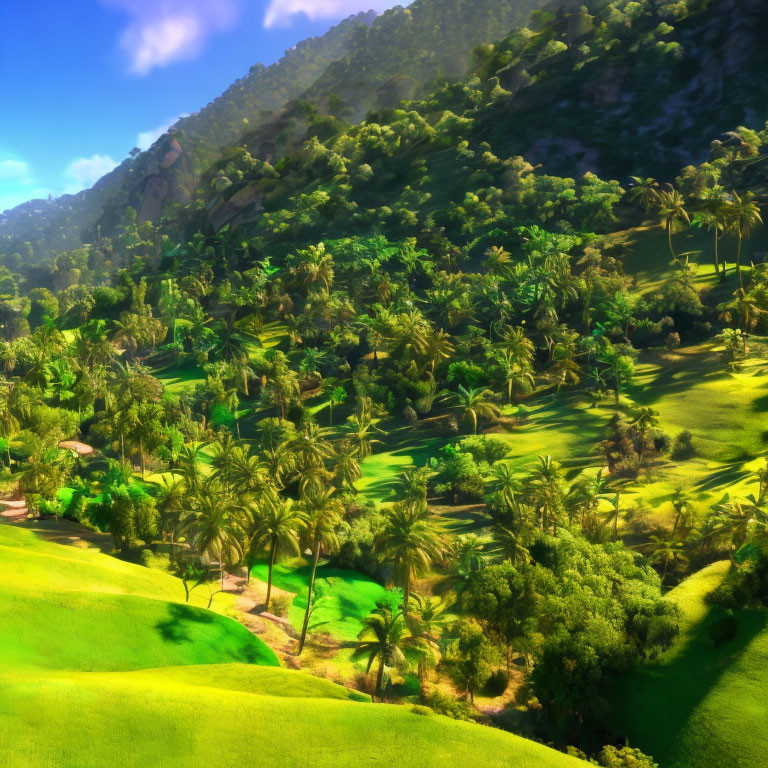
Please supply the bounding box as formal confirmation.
[251,559,401,641]
[0,522,588,768]
[611,562,768,768]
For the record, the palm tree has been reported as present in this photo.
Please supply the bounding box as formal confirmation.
[452,385,502,434]
[671,488,694,537]
[648,535,687,583]
[627,177,660,213]
[155,474,185,552]
[376,500,444,610]
[658,187,690,260]
[602,491,623,542]
[248,494,305,611]
[181,481,242,598]
[352,603,408,701]
[403,594,451,695]
[495,349,535,403]
[334,441,361,492]
[344,413,382,459]
[726,191,763,289]
[484,245,513,278]
[297,486,344,654]
[695,196,730,280]
[630,406,659,461]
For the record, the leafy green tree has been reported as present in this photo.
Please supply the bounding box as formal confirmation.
[444,618,500,703]
[247,494,304,611]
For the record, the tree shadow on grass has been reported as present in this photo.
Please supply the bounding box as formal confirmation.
[155,602,214,645]
[693,461,753,492]
[610,602,768,767]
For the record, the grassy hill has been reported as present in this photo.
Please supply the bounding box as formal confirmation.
[0,523,588,768]
[611,562,768,768]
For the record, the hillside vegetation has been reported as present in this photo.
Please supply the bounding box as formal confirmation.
[0,526,587,768]
[1,1,768,767]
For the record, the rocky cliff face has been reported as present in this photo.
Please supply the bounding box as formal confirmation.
[480,0,768,180]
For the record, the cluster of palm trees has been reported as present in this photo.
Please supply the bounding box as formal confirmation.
[629,177,763,289]
[159,418,448,657]
[353,594,451,701]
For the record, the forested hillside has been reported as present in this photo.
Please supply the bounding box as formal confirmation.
[0,0,549,259]
[2,1,768,767]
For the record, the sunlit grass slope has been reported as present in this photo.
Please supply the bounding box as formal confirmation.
[0,523,589,768]
[0,523,277,671]
[0,665,589,768]
[251,560,401,641]
[612,562,768,768]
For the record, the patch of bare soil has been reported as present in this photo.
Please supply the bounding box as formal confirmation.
[16,517,112,552]
[59,441,95,456]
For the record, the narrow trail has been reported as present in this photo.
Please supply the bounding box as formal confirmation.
[0,498,28,521]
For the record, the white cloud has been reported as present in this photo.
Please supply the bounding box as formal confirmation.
[63,155,119,194]
[0,158,50,213]
[136,114,189,151]
[263,0,394,28]
[101,0,241,75]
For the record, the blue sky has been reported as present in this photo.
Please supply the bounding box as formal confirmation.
[0,0,399,213]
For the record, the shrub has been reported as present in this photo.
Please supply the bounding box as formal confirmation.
[458,435,509,464]
[598,745,659,768]
[671,429,695,460]
[423,689,476,721]
[706,606,739,647]
[271,594,293,618]
[484,668,510,697]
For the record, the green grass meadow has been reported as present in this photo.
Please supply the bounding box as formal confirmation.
[251,559,401,641]
[0,523,587,768]
[612,562,768,768]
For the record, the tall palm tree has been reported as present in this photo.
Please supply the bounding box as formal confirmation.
[352,603,408,702]
[333,440,362,492]
[648,535,687,583]
[452,385,502,434]
[630,406,659,461]
[247,494,305,611]
[181,480,242,596]
[297,486,344,654]
[727,191,763,289]
[376,500,444,610]
[695,196,730,280]
[658,187,690,260]
[403,594,451,695]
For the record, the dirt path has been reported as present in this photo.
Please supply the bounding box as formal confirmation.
[219,573,299,662]
[14,516,112,552]
[59,440,95,456]
[0,499,28,521]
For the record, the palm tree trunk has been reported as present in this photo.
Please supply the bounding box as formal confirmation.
[714,230,722,281]
[139,436,145,478]
[403,573,410,612]
[375,657,386,702]
[737,232,744,290]
[668,221,675,260]
[265,536,277,612]
[298,538,321,654]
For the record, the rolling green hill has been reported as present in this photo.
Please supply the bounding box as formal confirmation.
[0,523,588,768]
[611,562,768,768]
